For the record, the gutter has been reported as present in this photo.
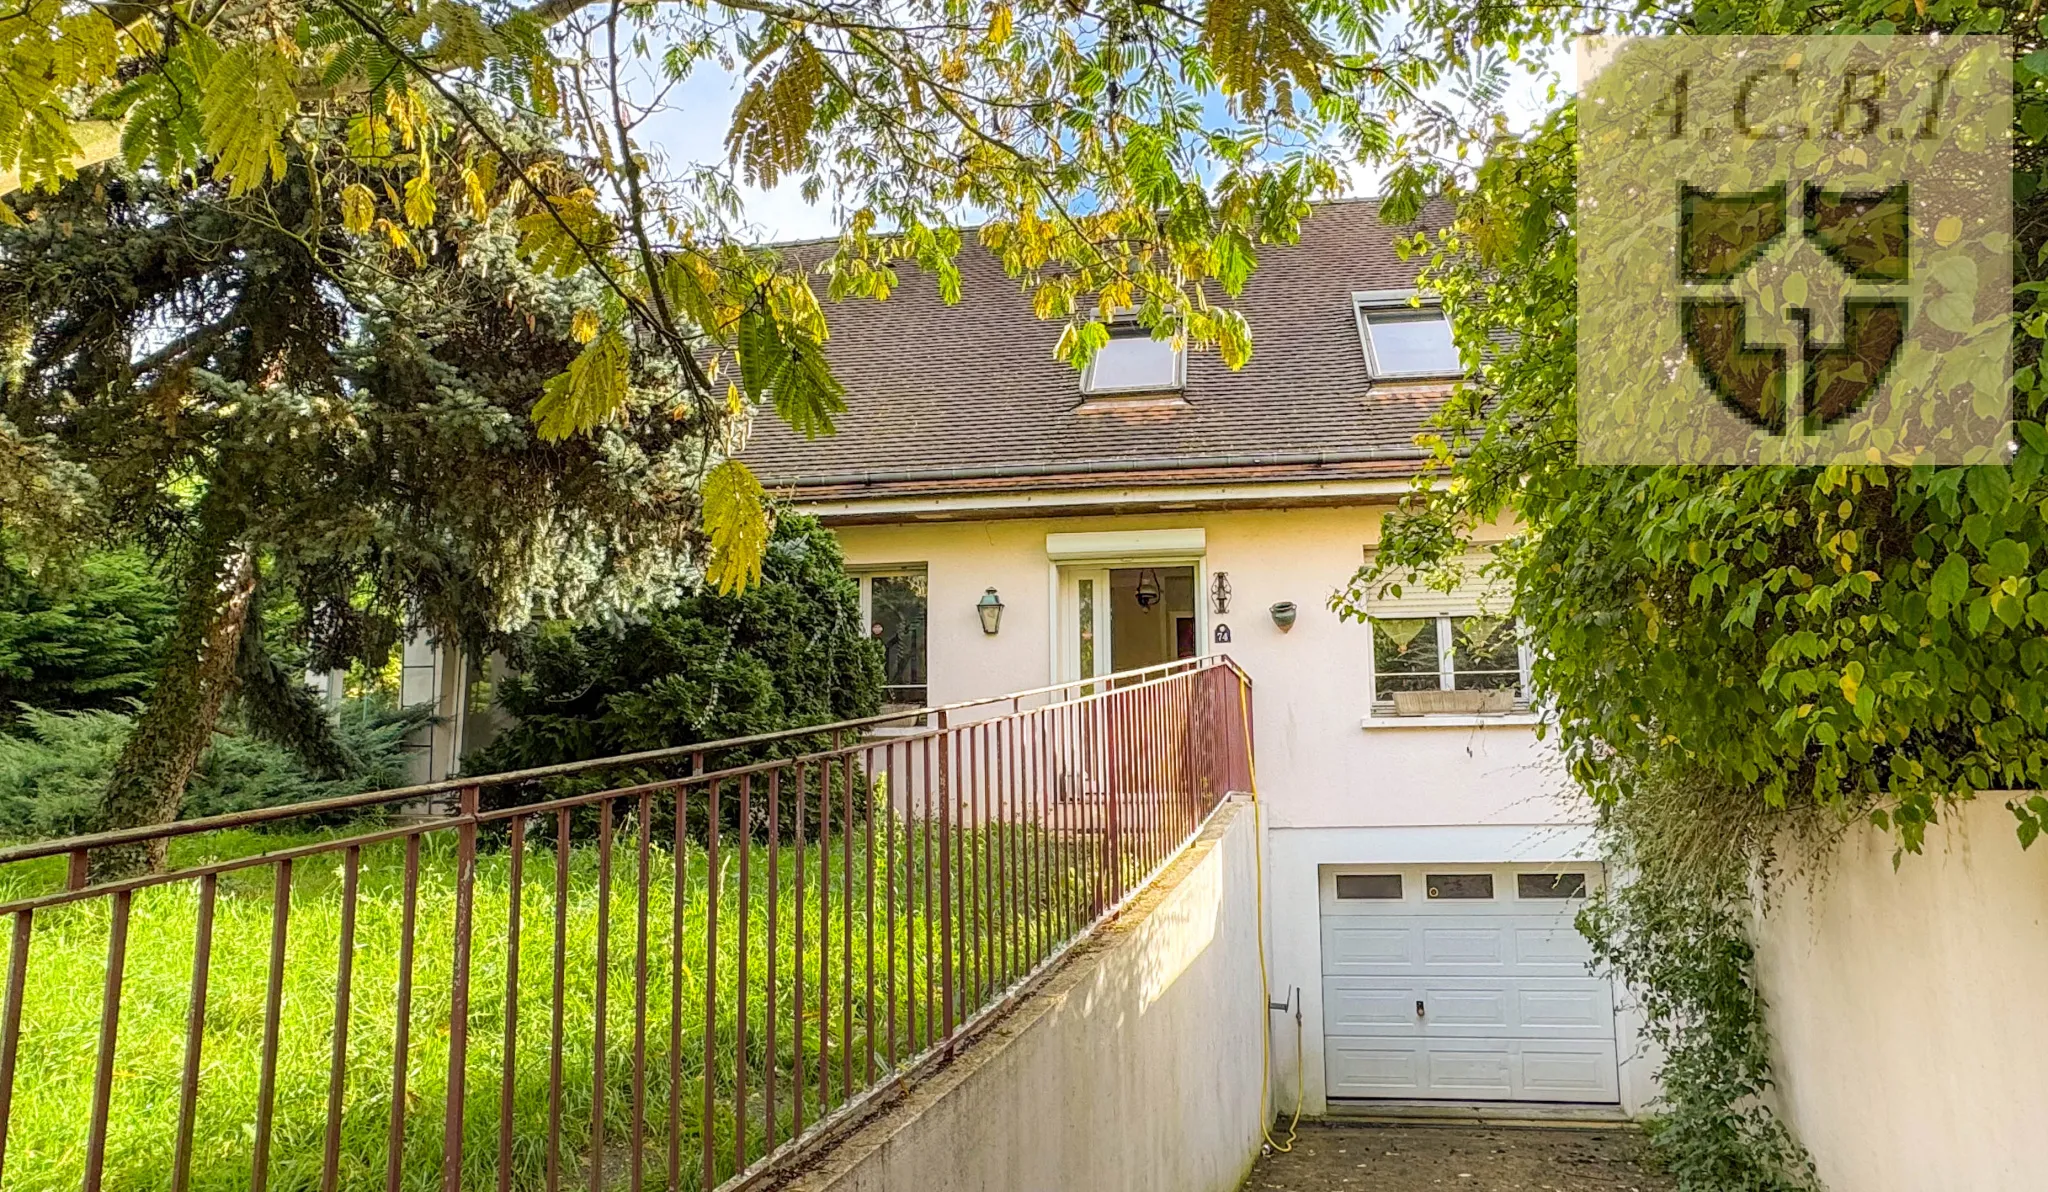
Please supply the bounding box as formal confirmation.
[765,446,1434,490]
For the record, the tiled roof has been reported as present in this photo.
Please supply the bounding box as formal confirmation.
[744,198,1451,493]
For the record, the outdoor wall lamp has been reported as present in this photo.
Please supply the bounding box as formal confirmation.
[977,587,1005,635]
[1269,601,1298,631]
[1134,567,1163,610]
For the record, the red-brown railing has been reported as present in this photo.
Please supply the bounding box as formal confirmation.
[0,655,1252,1192]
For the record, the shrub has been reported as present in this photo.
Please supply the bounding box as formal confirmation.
[0,701,428,839]
[470,514,883,836]
[0,548,175,725]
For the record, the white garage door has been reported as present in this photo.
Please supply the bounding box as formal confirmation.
[1320,864,1619,1103]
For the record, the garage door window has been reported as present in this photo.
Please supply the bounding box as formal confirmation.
[1425,873,1494,899]
[1335,874,1403,900]
[1517,872,1588,899]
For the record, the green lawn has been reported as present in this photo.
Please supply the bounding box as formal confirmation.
[0,819,1090,1191]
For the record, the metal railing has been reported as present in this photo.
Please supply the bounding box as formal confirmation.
[0,655,1253,1192]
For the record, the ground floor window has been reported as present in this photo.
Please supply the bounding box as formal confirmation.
[858,569,929,713]
[1370,614,1527,704]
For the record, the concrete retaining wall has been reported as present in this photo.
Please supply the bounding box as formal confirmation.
[1752,796,2048,1192]
[782,796,1267,1192]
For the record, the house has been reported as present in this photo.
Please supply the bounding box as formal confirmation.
[740,198,1656,1116]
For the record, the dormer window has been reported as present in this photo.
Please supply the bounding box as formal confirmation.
[1355,290,1461,379]
[1081,322,1183,395]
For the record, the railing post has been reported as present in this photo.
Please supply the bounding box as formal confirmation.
[65,848,88,892]
[937,709,955,1048]
[1105,697,1122,904]
[442,783,480,1192]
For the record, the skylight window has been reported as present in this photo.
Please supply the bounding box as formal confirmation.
[1081,324,1182,395]
[1355,292,1462,379]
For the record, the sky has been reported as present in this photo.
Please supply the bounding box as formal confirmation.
[634,37,1579,242]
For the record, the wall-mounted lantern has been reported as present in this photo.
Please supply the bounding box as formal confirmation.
[1269,601,1298,631]
[976,587,1005,635]
[1210,571,1232,614]
[1134,568,1163,611]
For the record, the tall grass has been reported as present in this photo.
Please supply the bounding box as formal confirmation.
[0,817,1096,1191]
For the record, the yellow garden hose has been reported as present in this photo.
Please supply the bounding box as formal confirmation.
[1241,675,1303,1153]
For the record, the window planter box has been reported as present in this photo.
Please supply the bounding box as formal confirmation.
[1391,688,1516,716]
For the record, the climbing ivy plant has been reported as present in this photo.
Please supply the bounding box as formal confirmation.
[1349,0,2048,849]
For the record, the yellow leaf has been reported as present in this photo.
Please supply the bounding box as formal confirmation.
[702,459,771,594]
[462,167,489,220]
[570,310,600,343]
[516,189,613,278]
[1934,215,1962,247]
[532,326,631,440]
[340,183,376,234]
[986,2,1013,45]
[403,174,437,228]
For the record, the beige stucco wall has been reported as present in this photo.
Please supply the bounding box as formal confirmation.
[832,507,1575,832]
[1752,796,2048,1192]
[782,796,1267,1192]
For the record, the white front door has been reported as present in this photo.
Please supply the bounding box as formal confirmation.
[1319,864,1620,1103]
[1059,567,1112,684]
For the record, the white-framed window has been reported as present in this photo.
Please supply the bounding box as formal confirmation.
[855,569,928,713]
[1369,613,1529,703]
[1080,321,1184,395]
[1354,289,1461,379]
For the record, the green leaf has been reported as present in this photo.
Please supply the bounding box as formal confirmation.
[736,309,847,439]
[2024,104,2048,143]
[1988,538,2031,579]
[531,327,630,441]
[1929,551,1971,614]
[199,44,298,197]
[1209,228,1257,296]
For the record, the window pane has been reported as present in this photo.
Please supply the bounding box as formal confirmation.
[1452,615,1521,691]
[1518,872,1588,899]
[1372,617,1440,699]
[1085,332,1180,392]
[870,574,928,708]
[1335,874,1402,900]
[1365,309,1460,376]
[1425,873,1494,900]
[1078,578,1096,678]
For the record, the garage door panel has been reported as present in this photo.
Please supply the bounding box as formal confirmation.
[1322,923,1415,972]
[1420,926,1508,967]
[1513,925,1596,971]
[1520,1043,1622,1101]
[1519,986,1612,1030]
[1324,982,1420,1030]
[1425,1043,1515,1097]
[1422,987,1511,1029]
[1326,1039,1427,1097]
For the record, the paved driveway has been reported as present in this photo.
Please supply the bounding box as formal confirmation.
[1239,1123,1673,1192]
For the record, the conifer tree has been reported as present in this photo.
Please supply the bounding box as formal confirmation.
[0,120,713,874]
